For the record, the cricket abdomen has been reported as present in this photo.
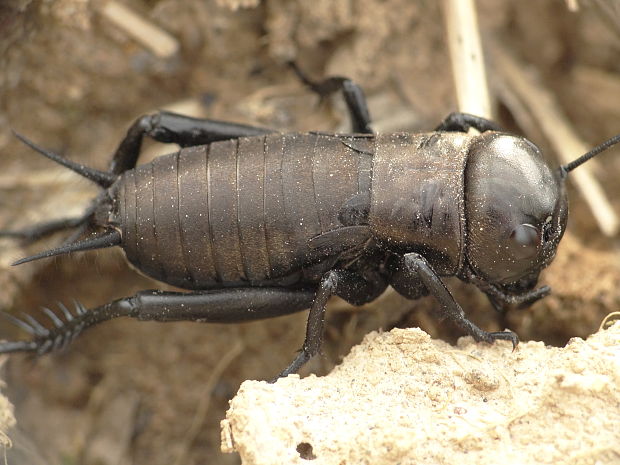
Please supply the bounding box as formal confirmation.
[115,133,372,289]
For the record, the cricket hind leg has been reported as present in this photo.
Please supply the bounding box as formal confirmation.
[0,287,315,357]
[108,111,275,175]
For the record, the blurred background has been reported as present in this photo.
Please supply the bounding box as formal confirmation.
[0,0,619,463]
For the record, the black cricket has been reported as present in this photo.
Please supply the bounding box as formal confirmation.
[1,66,619,378]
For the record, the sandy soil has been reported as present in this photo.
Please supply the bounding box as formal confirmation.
[0,1,619,464]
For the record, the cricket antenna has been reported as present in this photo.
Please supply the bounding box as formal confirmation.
[13,131,117,188]
[12,229,121,266]
[560,134,620,179]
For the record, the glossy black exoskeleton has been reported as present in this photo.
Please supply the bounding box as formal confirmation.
[1,65,618,377]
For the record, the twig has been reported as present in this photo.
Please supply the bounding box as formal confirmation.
[442,0,492,118]
[101,0,180,58]
[488,41,619,237]
[173,340,244,465]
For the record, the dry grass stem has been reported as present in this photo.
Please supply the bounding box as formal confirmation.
[442,0,492,118]
[101,0,180,58]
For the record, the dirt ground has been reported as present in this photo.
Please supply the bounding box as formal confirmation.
[0,1,619,464]
[223,324,620,465]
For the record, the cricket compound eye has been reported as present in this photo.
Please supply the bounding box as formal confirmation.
[509,224,540,259]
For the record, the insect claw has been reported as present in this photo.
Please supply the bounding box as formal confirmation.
[41,307,64,328]
[487,331,519,350]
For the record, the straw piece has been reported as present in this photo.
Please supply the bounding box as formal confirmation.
[101,0,179,58]
[489,42,619,237]
[442,0,492,118]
